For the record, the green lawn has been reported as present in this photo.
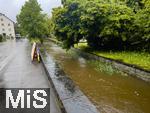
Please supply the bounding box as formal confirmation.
[74,43,150,71]
[30,38,41,43]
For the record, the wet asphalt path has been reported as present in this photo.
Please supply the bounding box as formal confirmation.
[0,39,61,113]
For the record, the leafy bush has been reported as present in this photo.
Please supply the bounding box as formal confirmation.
[80,2,135,50]
[133,7,150,51]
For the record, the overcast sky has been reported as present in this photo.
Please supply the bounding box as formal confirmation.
[0,0,62,22]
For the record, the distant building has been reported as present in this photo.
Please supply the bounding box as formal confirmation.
[0,13,15,39]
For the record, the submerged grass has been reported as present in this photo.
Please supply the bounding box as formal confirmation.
[88,60,127,76]
[74,43,150,71]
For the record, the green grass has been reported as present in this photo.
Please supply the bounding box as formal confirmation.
[74,43,150,71]
[30,38,41,43]
[74,42,88,49]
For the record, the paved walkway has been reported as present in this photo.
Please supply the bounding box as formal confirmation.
[0,39,61,113]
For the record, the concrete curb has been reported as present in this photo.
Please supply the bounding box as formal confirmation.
[40,50,99,113]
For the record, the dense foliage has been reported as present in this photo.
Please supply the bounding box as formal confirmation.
[17,0,48,42]
[51,0,150,51]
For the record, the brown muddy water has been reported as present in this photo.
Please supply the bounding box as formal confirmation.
[44,41,150,113]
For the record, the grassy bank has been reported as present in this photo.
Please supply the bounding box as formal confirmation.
[74,43,150,71]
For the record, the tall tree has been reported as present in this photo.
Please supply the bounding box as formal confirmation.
[17,0,47,42]
[52,0,149,51]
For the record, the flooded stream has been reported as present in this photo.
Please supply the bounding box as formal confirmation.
[44,41,150,113]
